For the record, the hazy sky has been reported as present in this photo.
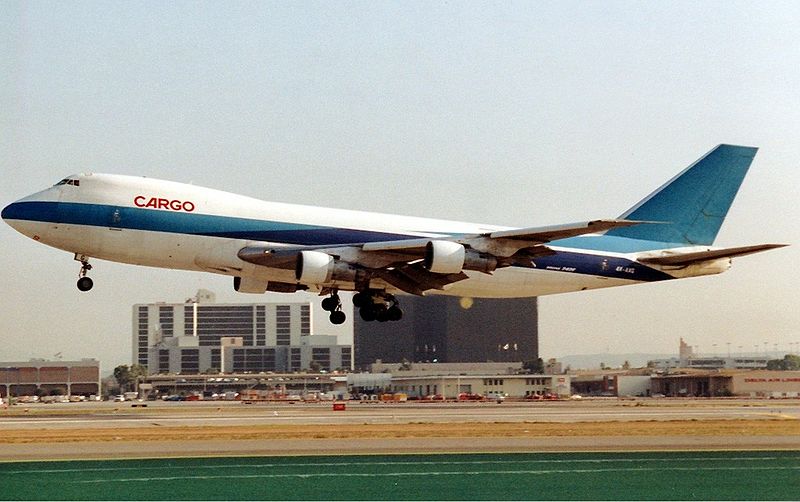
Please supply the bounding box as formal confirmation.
[2,2,799,371]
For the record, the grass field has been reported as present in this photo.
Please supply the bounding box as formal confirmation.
[2,450,799,500]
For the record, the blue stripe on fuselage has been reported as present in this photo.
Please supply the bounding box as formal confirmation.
[5,201,420,245]
[530,251,672,282]
[4,201,674,282]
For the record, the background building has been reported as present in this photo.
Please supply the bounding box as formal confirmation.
[649,338,770,370]
[134,290,351,374]
[354,297,538,368]
[0,359,100,397]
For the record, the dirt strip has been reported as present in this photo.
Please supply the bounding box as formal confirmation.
[2,419,799,444]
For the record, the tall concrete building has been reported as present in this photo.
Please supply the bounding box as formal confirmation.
[134,290,351,374]
[354,296,538,369]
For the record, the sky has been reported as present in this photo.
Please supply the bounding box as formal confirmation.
[1,2,799,372]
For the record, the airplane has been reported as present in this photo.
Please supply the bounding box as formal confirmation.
[2,144,786,325]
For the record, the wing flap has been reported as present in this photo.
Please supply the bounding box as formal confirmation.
[638,244,787,266]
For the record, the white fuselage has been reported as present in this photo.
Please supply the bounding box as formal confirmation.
[4,173,722,298]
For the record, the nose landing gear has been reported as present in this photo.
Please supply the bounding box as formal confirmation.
[75,254,93,292]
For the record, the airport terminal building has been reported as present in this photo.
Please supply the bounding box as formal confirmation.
[0,359,100,397]
[134,290,352,374]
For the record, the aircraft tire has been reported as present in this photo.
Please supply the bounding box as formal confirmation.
[375,308,389,322]
[352,292,368,308]
[77,277,93,292]
[359,306,376,322]
[329,311,346,325]
[387,306,403,321]
[321,297,338,312]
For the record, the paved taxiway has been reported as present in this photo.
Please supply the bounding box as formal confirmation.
[1,399,798,430]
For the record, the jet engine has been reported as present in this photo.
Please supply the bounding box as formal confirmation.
[295,250,358,285]
[233,276,268,294]
[424,240,497,274]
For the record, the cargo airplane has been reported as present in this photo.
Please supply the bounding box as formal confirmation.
[2,144,785,324]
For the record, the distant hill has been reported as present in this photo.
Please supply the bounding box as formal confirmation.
[554,353,674,371]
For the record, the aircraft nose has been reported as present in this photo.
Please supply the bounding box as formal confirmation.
[1,201,19,221]
[2,199,42,231]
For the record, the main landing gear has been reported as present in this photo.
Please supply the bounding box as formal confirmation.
[321,290,404,324]
[321,291,346,325]
[74,254,93,292]
[353,291,403,323]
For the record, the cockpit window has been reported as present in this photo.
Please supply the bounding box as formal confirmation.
[54,178,80,187]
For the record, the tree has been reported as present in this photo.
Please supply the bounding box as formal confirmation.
[523,358,545,374]
[767,354,800,371]
[113,364,148,392]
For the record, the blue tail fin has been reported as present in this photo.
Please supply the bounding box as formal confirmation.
[604,144,758,246]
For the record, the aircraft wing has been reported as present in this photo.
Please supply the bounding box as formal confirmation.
[362,219,647,257]
[638,244,787,267]
[482,219,644,242]
[238,219,650,295]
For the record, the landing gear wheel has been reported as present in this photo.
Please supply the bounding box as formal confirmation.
[387,305,403,321]
[359,306,377,322]
[74,254,94,292]
[77,276,94,292]
[329,310,346,325]
[323,291,346,324]
[352,292,369,308]
[375,307,389,323]
[321,296,339,312]
[355,291,403,322]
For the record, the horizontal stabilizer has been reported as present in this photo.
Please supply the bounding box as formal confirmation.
[638,244,787,267]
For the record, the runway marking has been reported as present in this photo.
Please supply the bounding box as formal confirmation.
[67,465,800,483]
[6,455,797,475]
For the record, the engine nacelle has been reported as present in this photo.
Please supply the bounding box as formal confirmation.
[425,240,498,274]
[233,276,268,294]
[296,250,334,283]
[425,240,466,274]
[295,250,359,285]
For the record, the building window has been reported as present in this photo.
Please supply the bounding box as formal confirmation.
[180,349,199,374]
[256,305,266,345]
[158,306,174,337]
[290,348,301,372]
[158,349,170,374]
[276,305,291,346]
[311,348,331,371]
[184,305,255,346]
[300,305,310,335]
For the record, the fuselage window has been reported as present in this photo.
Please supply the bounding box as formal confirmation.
[54,179,80,187]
